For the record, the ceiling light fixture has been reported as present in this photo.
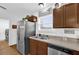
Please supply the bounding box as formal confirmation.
[54,3,61,8]
[38,3,44,7]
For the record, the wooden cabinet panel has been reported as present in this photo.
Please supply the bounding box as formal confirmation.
[77,4,79,26]
[30,39,37,55]
[37,41,48,55]
[64,4,77,28]
[29,39,48,55]
[53,6,64,28]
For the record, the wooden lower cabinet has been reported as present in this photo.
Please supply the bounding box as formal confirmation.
[29,39,37,55]
[37,41,48,55]
[29,39,48,55]
[29,38,79,55]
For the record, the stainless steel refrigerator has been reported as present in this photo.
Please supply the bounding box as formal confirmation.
[17,20,36,55]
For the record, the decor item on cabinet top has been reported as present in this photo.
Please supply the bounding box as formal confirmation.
[22,15,30,21]
[22,15,37,22]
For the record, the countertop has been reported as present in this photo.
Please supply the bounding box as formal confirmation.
[29,36,79,51]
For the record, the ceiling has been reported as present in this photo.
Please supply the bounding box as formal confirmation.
[0,3,54,20]
[0,3,40,20]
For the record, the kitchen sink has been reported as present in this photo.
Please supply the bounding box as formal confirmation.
[32,35,48,40]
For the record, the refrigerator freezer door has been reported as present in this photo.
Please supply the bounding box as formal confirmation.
[17,21,26,54]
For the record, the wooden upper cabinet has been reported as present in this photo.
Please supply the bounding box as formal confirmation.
[53,3,79,28]
[64,4,77,28]
[53,6,64,28]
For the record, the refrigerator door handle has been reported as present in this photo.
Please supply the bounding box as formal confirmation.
[24,37,26,39]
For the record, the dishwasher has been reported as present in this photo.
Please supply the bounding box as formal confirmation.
[48,44,73,55]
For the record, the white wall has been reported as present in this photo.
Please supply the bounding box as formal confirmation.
[32,12,39,35]
[9,20,18,46]
[0,19,9,40]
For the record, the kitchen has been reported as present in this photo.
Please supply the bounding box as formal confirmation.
[0,3,79,55]
[28,3,79,55]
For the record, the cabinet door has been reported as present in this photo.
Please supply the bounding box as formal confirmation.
[30,39,37,55]
[53,6,64,28]
[37,41,48,55]
[64,4,77,28]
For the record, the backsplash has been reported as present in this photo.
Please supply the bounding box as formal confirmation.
[48,35,79,43]
[37,29,79,38]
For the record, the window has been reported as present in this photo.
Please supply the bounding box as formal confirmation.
[40,14,52,29]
